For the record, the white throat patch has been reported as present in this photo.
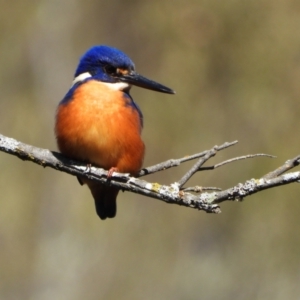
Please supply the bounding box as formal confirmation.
[72,72,130,91]
[101,81,130,91]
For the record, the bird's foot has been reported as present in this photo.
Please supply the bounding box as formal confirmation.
[107,167,118,179]
[83,163,92,174]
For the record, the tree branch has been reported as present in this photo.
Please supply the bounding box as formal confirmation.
[137,140,238,177]
[0,133,299,214]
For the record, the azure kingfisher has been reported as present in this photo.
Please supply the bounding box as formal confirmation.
[55,45,174,220]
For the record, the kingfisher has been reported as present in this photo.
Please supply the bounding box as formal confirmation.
[55,45,174,220]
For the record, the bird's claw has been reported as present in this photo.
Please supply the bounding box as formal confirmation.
[83,163,92,174]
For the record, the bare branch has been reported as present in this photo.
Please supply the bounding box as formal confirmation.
[212,171,300,204]
[0,134,220,213]
[0,133,299,215]
[183,186,222,192]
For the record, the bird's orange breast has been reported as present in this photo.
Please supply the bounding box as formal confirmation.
[55,80,145,175]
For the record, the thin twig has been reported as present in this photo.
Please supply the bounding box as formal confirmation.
[183,154,274,172]
[177,141,238,188]
[209,153,275,169]
[137,140,238,177]
[263,155,300,179]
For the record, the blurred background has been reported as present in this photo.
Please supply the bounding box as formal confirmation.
[0,0,300,299]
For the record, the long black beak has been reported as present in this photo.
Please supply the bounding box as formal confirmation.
[119,72,175,94]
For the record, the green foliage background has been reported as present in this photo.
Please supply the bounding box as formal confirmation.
[0,0,300,299]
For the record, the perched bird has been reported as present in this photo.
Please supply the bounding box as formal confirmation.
[55,45,174,220]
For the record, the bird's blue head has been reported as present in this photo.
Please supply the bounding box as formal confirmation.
[73,45,175,94]
[75,46,135,83]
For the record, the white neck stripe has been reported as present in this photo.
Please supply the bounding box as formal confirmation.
[72,72,92,86]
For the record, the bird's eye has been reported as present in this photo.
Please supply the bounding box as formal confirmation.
[104,65,117,76]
